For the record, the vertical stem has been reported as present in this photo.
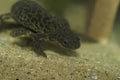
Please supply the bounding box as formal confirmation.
[87,0,119,42]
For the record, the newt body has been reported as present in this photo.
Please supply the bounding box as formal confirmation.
[0,0,80,57]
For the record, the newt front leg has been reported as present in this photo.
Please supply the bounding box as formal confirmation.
[30,33,50,58]
[11,27,49,58]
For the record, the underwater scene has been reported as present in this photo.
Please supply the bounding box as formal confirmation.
[0,0,120,80]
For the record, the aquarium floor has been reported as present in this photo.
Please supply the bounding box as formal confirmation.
[0,26,120,80]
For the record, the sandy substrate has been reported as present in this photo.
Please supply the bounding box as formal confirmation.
[0,23,120,80]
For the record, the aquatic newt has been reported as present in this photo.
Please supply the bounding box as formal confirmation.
[0,0,80,57]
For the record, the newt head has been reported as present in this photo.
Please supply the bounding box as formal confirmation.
[56,30,80,50]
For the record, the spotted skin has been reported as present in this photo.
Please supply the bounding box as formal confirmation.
[0,0,80,57]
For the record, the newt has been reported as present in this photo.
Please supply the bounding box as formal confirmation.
[0,0,80,57]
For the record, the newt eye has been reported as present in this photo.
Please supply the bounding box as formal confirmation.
[63,40,68,45]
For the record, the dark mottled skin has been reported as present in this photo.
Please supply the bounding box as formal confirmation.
[0,0,80,57]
